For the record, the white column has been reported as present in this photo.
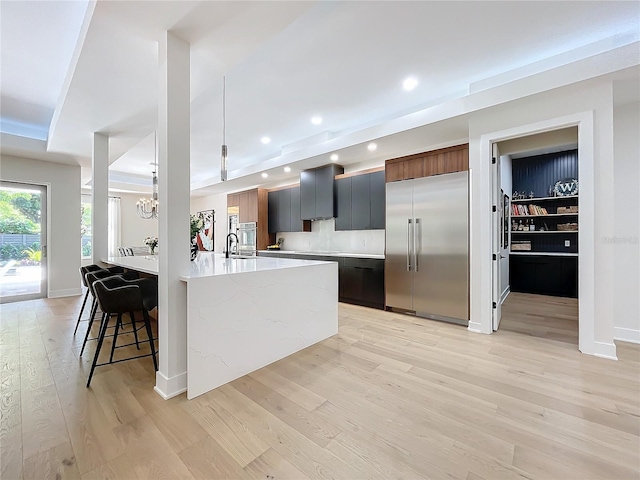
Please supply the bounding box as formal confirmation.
[155,31,191,399]
[92,132,109,264]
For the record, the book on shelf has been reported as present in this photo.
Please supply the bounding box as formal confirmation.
[510,203,548,216]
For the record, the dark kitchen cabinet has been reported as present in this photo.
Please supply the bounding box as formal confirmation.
[370,170,385,229]
[289,186,305,232]
[351,174,371,231]
[335,171,385,231]
[257,251,385,309]
[510,255,577,298]
[268,187,310,234]
[335,177,352,231]
[340,258,385,309]
[278,188,291,233]
[300,164,344,220]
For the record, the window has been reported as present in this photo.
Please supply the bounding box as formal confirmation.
[81,194,92,258]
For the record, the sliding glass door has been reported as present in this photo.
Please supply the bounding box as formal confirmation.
[0,182,47,302]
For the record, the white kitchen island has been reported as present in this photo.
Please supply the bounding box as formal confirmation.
[181,254,338,399]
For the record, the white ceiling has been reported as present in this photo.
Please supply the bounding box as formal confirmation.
[1,1,639,194]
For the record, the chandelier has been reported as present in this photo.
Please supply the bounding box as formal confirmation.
[137,132,159,219]
[221,76,228,181]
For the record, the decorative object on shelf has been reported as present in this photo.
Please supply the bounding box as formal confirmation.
[529,191,535,199]
[551,177,579,197]
[137,132,159,219]
[557,223,578,231]
[144,236,158,254]
[512,240,531,251]
[557,205,578,214]
[220,76,228,182]
[191,210,215,252]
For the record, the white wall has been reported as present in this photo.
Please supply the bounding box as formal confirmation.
[118,192,158,248]
[498,128,578,156]
[277,219,385,254]
[613,101,640,343]
[190,192,227,254]
[499,154,512,299]
[1,155,81,297]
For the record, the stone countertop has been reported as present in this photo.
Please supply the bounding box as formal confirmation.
[258,250,385,260]
[181,253,330,280]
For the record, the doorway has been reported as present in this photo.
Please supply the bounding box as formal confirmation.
[491,128,579,346]
[0,181,47,302]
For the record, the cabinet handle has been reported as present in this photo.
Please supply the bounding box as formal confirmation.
[407,219,412,271]
[414,218,420,272]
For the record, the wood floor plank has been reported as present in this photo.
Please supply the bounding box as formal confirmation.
[243,447,309,480]
[1,293,639,480]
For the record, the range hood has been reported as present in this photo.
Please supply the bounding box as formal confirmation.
[300,164,344,220]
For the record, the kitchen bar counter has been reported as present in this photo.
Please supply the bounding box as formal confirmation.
[182,253,338,399]
[258,250,384,259]
[103,255,159,275]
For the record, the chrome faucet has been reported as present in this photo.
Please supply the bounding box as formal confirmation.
[225,233,238,258]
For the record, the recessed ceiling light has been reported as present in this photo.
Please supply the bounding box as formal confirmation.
[261,136,271,144]
[367,143,377,152]
[311,116,322,125]
[261,172,268,178]
[284,166,291,173]
[403,77,418,91]
[330,153,339,162]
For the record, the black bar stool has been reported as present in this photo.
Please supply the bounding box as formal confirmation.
[74,265,125,335]
[86,276,158,387]
[80,269,139,356]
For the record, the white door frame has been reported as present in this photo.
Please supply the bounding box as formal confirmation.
[470,110,614,359]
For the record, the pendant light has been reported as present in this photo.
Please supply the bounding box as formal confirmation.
[136,131,159,219]
[221,76,228,181]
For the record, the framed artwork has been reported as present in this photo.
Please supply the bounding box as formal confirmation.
[503,193,510,249]
[194,209,215,251]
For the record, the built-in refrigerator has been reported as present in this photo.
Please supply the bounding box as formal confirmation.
[385,171,469,324]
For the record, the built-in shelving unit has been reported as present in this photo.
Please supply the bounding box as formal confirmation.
[508,148,579,298]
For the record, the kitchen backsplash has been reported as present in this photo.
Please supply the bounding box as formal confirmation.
[276,219,385,254]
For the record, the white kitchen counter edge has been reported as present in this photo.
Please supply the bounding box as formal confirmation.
[258,250,385,259]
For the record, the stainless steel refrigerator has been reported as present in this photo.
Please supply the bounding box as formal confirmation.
[385,171,469,324]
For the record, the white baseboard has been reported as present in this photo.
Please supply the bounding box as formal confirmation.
[154,370,187,400]
[49,288,82,298]
[500,287,511,304]
[614,327,640,345]
[467,321,489,334]
[590,341,618,360]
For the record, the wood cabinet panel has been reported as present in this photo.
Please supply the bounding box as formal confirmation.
[386,144,469,182]
[228,193,240,208]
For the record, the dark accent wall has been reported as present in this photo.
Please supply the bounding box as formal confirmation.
[511,149,578,198]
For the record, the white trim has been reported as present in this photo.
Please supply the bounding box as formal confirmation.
[474,110,612,358]
[154,370,187,400]
[500,286,511,304]
[589,341,618,360]
[49,288,82,298]
[614,327,640,345]
[467,321,486,334]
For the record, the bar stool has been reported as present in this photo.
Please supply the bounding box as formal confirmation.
[86,276,158,387]
[74,265,125,335]
[80,269,139,356]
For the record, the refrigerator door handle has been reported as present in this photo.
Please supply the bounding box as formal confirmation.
[414,218,420,271]
[407,219,412,271]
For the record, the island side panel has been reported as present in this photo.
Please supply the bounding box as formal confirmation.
[186,262,338,399]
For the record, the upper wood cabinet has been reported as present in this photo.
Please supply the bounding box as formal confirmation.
[385,144,469,182]
[227,188,270,249]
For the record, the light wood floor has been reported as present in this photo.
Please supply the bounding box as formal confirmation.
[1,294,639,479]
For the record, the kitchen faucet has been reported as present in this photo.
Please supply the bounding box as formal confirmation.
[225,233,238,258]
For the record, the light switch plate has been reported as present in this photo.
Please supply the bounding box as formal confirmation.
[565,240,570,247]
